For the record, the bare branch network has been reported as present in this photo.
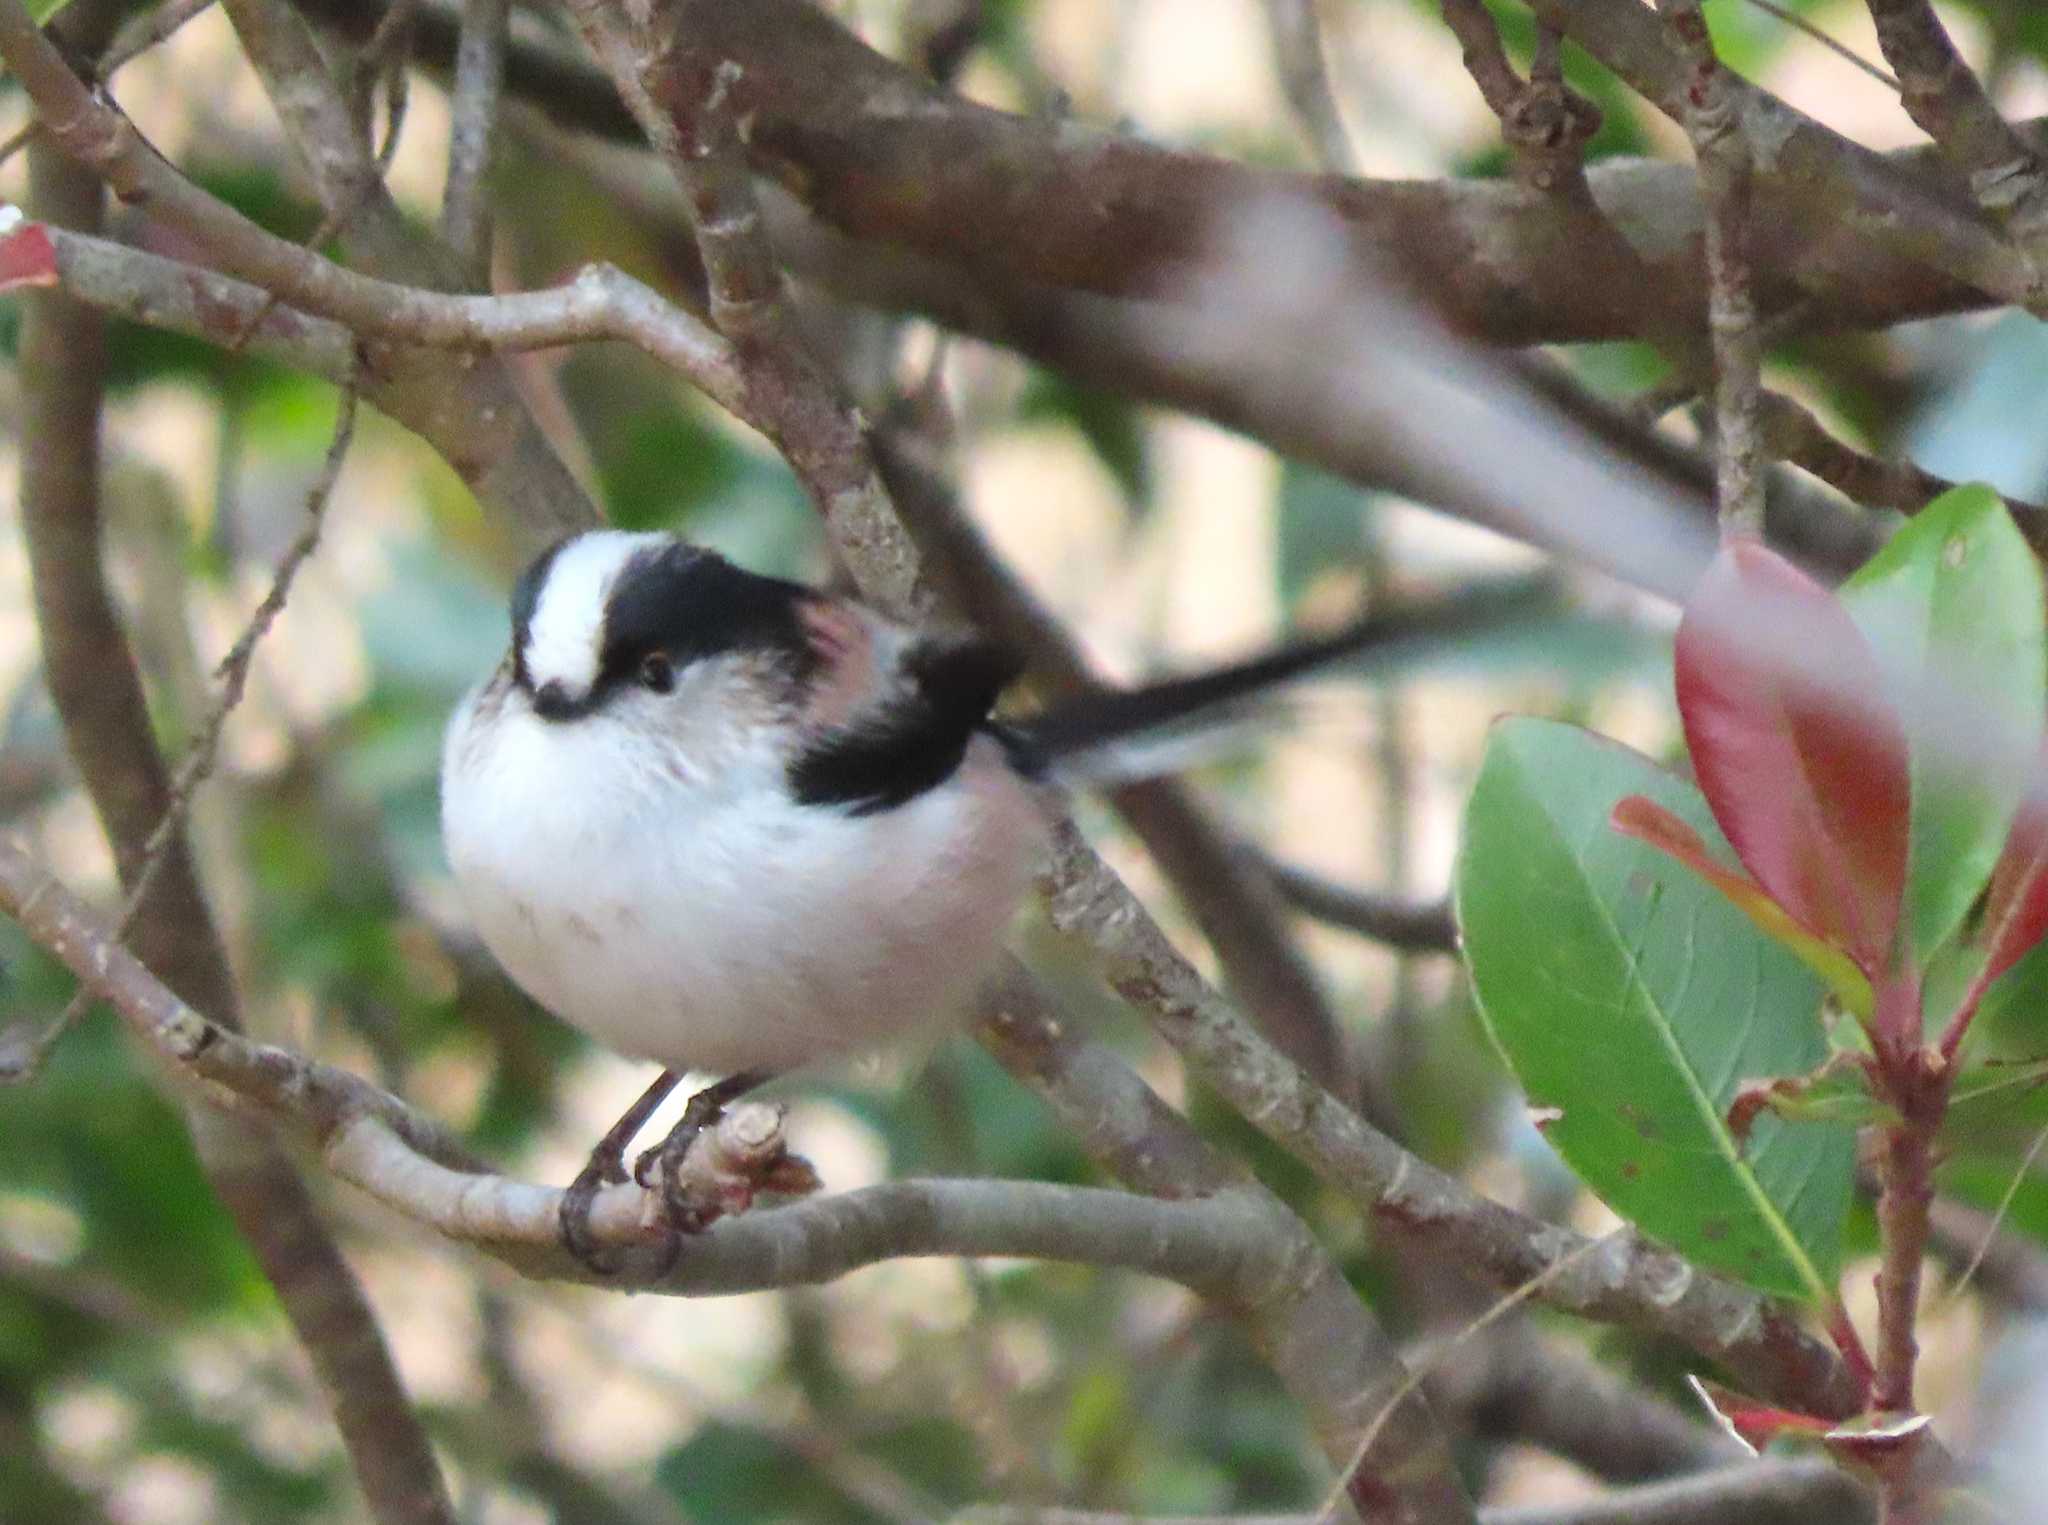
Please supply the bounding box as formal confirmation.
[9,0,2048,1519]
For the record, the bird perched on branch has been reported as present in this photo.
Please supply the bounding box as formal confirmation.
[442,529,1542,1264]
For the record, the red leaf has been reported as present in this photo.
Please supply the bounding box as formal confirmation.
[1675,540,1910,976]
[1980,743,2048,989]
[1687,1375,1835,1455]
[0,214,57,294]
[1611,795,1873,1012]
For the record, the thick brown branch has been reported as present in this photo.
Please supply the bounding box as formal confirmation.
[305,0,2048,344]
[1867,0,2048,232]
[1873,1107,1939,1413]
[1530,0,2039,310]
[1756,389,2048,554]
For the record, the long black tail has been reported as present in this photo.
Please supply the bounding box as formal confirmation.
[1001,574,1559,784]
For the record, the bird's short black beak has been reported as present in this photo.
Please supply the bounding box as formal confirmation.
[531,681,576,722]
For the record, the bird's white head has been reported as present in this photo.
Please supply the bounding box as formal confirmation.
[510,529,669,714]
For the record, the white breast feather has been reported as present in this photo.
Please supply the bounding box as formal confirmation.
[442,675,1045,1075]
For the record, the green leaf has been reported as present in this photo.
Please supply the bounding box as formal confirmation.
[1727,1052,2048,1131]
[25,0,76,22]
[1979,932,2048,1040]
[658,1421,879,1524]
[1612,794,1873,1017]
[1840,484,2047,960]
[1017,372,1150,508]
[1276,464,1366,611]
[1727,1053,1891,1136]
[1456,717,1855,1299]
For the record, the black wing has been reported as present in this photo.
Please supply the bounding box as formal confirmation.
[787,634,1021,814]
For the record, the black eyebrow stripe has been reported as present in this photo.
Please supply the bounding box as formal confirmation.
[598,542,821,683]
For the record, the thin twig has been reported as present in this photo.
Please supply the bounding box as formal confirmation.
[1250,848,1458,954]
[6,364,362,1082]
[1440,0,1600,191]
[1742,0,1898,90]
[28,218,748,418]
[0,117,36,172]
[566,0,929,614]
[1263,0,1357,174]
[350,0,419,173]
[98,0,221,77]
[441,0,509,283]
[1317,1235,1617,1523]
[1944,1117,2048,1308]
[1661,1,1765,539]
[1440,0,1525,122]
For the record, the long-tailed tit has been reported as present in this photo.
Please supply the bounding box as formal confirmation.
[442,529,1540,1262]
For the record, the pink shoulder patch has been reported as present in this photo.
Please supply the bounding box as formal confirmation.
[799,598,880,728]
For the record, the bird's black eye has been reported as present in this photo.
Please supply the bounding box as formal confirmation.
[639,651,676,693]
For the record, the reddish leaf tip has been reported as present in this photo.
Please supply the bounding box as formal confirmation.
[1675,539,1910,975]
[1687,1375,1835,1455]
[0,214,58,294]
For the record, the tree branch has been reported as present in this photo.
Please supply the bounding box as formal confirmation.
[1263,0,1356,174]
[875,426,1353,1089]
[955,1456,1871,1524]
[18,138,454,1525]
[1035,817,1859,1418]
[440,0,508,280]
[565,0,929,618]
[1661,1,1765,538]
[971,962,1467,1524]
[0,0,594,547]
[1866,0,2048,233]
[1245,850,1458,955]
[304,0,2048,344]
[1528,0,2041,310]
[0,833,1471,1521]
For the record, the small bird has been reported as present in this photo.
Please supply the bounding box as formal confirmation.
[442,529,1539,1262]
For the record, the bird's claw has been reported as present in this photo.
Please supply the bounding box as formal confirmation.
[558,1147,632,1275]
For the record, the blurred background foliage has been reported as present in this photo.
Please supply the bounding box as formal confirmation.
[1,0,2046,1520]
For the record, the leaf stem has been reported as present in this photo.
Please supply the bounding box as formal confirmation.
[1823,1300,1875,1403]
[1935,954,2000,1062]
[1872,1115,1935,1413]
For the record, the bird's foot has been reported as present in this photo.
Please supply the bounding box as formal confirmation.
[559,1146,632,1274]
[632,1069,774,1237]
[557,1068,683,1275]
